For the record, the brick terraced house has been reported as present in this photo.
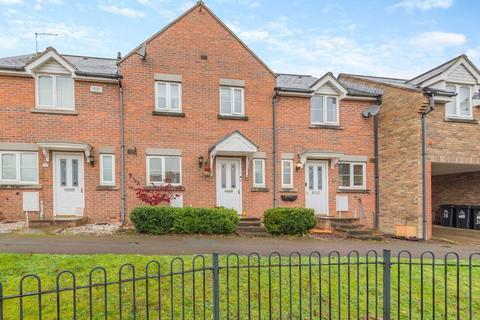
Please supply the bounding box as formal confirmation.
[341,55,480,239]
[9,1,469,238]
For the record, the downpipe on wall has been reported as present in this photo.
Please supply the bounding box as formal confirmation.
[421,93,435,241]
[272,89,279,208]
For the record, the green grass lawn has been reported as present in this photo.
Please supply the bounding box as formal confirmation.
[0,253,479,319]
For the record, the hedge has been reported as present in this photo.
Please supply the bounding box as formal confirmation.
[263,208,316,235]
[130,206,239,234]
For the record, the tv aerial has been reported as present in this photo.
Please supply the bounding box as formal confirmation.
[35,32,58,53]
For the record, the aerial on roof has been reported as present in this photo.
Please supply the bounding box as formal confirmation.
[0,51,118,78]
[276,73,383,97]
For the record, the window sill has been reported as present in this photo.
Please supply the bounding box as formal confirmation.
[145,185,185,191]
[0,184,42,189]
[251,187,269,192]
[217,115,249,121]
[31,108,78,115]
[96,185,118,190]
[152,111,185,117]
[444,118,478,124]
[309,124,343,129]
[279,187,297,193]
[337,188,370,194]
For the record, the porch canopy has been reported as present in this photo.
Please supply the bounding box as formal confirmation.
[299,150,369,168]
[37,142,93,165]
[208,130,257,177]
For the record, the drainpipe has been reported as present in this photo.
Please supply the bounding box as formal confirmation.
[272,89,279,208]
[117,52,126,224]
[421,93,435,241]
[374,110,380,230]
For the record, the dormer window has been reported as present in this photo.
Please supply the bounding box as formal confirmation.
[311,95,339,125]
[36,74,74,110]
[445,84,472,119]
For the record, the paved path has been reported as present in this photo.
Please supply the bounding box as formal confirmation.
[0,233,478,258]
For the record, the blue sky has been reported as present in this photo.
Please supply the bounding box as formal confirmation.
[1,0,479,79]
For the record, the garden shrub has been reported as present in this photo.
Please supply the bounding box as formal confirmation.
[130,206,239,234]
[263,208,316,235]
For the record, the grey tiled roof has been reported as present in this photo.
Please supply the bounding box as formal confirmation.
[0,52,117,77]
[276,73,382,97]
[340,74,418,90]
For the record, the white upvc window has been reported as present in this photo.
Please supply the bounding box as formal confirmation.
[155,82,182,112]
[311,95,339,125]
[0,152,38,184]
[146,156,182,185]
[100,154,115,186]
[445,84,472,119]
[220,86,244,116]
[338,162,366,189]
[253,159,265,187]
[36,74,74,110]
[281,159,293,188]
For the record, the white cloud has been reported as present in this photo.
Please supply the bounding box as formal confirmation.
[0,35,19,49]
[0,0,23,4]
[391,0,453,11]
[409,31,466,52]
[98,5,145,18]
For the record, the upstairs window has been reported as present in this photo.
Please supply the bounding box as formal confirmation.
[155,82,182,112]
[220,86,244,116]
[0,152,38,184]
[446,84,472,119]
[311,95,339,125]
[338,162,366,189]
[37,75,74,110]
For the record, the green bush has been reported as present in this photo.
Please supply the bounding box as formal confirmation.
[130,206,239,234]
[263,208,316,235]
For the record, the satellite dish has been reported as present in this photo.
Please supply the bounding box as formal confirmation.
[135,43,147,60]
[362,104,380,118]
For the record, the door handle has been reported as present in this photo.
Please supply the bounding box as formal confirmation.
[81,188,83,193]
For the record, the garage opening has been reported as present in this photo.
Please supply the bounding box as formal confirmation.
[431,162,480,239]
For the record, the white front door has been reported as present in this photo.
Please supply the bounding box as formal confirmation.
[216,158,242,214]
[54,153,84,216]
[305,161,328,215]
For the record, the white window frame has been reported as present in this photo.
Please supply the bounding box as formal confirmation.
[445,84,472,119]
[252,158,265,187]
[146,156,182,186]
[219,86,244,116]
[0,151,39,185]
[154,81,182,112]
[338,162,366,190]
[281,159,294,188]
[35,74,75,110]
[99,154,115,186]
[311,95,339,125]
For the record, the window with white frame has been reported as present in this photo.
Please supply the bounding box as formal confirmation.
[445,84,472,118]
[100,154,115,185]
[155,82,182,112]
[311,95,339,125]
[0,152,38,184]
[338,162,366,189]
[220,86,244,116]
[147,156,181,185]
[281,159,293,188]
[36,74,74,110]
[253,159,265,187]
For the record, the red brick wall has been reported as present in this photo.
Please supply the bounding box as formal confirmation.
[0,74,121,222]
[120,5,276,218]
[275,94,376,227]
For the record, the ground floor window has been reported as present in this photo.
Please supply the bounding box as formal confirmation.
[338,162,366,189]
[147,156,181,185]
[281,159,293,188]
[253,159,265,187]
[0,151,38,184]
[100,154,115,185]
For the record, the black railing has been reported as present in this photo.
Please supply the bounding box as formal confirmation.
[0,249,479,319]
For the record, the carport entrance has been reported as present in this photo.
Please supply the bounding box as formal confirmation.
[431,162,480,237]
